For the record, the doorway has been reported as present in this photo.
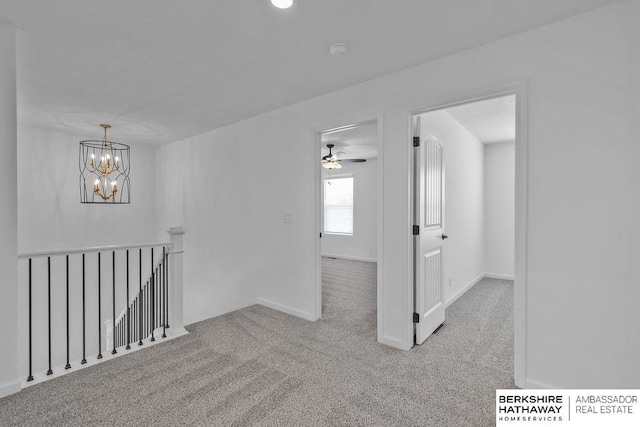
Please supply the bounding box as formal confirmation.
[411,87,526,385]
[315,119,381,338]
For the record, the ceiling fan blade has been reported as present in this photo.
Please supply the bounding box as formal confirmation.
[339,159,367,163]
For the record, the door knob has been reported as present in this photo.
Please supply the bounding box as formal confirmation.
[439,234,448,240]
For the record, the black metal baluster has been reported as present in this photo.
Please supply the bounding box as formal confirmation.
[155,267,159,329]
[165,251,170,329]
[162,246,167,338]
[27,258,33,381]
[112,251,117,355]
[47,257,53,375]
[144,285,147,338]
[65,255,71,369]
[133,299,137,342]
[158,267,161,328]
[81,253,87,364]
[158,266,161,329]
[126,250,130,350]
[153,271,156,331]
[97,252,103,359]
[150,248,155,342]
[138,248,143,346]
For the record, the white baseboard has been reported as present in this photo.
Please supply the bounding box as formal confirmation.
[23,327,189,389]
[524,378,562,389]
[321,253,377,263]
[378,335,408,350]
[485,272,515,281]
[256,298,315,321]
[0,378,21,398]
[445,273,485,307]
[445,272,516,308]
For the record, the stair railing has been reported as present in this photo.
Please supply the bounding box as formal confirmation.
[113,246,169,350]
[17,238,179,384]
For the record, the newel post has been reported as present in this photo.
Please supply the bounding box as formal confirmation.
[167,227,185,329]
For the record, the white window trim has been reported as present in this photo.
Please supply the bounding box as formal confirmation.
[323,175,354,236]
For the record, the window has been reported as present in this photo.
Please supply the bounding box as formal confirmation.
[324,176,353,235]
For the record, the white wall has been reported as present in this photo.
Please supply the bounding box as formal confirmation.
[484,142,515,278]
[321,158,377,262]
[632,0,640,389]
[13,127,161,380]
[0,21,19,398]
[17,127,159,253]
[157,0,640,388]
[156,128,280,325]
[420,111,485,304]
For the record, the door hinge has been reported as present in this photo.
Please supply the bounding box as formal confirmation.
[413,136,420,147]
[319,232,322,238]
[413,312,420,323]
[412,225,419,235]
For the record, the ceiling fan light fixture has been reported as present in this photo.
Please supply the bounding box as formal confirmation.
[322,161,341,170]
[271,0,293,9]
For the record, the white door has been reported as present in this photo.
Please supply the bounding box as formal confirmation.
[414,124,446,345]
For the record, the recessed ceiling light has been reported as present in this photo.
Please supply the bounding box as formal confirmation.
[271,0,293,9]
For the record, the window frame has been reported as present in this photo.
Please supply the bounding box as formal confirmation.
[322,175,354,236]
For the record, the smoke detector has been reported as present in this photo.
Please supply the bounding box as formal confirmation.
[329,43,348,58]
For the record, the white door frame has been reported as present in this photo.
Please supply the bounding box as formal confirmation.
[313,115,385,341]
[409,82,528,387]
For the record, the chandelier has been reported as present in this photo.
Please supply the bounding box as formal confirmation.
[79,124,130,204]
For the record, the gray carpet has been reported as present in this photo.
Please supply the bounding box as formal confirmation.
[0,258,514,426]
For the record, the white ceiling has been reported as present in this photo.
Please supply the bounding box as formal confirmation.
[446,95,516,144]
[321,120,378,160]
[0,0,618,145]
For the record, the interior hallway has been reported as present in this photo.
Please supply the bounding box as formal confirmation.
[0,258,514,426]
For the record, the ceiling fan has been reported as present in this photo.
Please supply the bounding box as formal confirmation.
[321,144,366,169]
